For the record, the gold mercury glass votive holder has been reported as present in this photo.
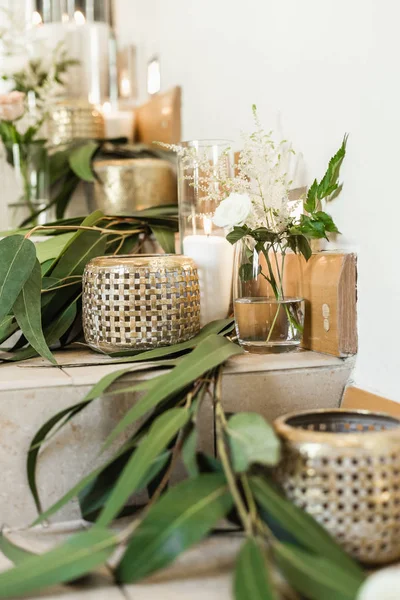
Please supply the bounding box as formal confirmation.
[47,101,105,146]
[274,409,400,565]
[83,254,200,352]
[86,158,178,214]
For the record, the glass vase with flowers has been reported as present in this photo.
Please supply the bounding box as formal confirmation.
[213,107,348,353]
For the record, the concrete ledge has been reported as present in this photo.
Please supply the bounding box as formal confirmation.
[0,350,354,526]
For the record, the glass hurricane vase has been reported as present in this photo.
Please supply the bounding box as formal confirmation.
[178,140,235,327]
[233,238,305,354]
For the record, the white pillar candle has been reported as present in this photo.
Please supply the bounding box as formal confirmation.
[101,102,134,140]
[183,234,234,326]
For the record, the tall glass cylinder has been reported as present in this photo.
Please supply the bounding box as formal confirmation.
[25,0,115,105]
[178,140,235,327]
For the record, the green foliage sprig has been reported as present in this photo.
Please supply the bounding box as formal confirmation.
[0,323,365,599]
[0,208,178,364]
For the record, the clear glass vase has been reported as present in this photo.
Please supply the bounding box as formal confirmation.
[2,141,52,229]
[178,140,235,327]
[233,238,305,353]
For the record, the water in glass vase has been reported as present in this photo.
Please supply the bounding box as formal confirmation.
[234,297,305,354]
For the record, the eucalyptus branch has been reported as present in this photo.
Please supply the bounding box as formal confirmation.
[215,401,252,535]
[24,225,142,239]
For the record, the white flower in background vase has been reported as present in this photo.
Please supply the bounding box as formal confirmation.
[357,567,400,600]
[213,193,252,229]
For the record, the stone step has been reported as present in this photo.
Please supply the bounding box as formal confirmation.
[0,349,353,527]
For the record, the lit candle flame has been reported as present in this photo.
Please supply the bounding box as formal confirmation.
[120,74,131,98]
[74,10,86,25]
[32,11,42,25]
[203,216,213,236]
[62,13,69,23]
[102,101,112,114]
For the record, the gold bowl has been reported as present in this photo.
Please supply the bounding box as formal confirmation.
[86,158,177,213]
[83,254,200,352]
[274,408,400,565]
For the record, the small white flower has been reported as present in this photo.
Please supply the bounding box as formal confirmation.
[213,193,252,229]
[357,567,400,600]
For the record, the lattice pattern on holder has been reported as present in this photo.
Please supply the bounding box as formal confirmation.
[275,410,400,565]
[83,255,200,352]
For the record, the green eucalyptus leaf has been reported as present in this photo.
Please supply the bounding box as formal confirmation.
[150,225,176,253]
[227,413,281,473]
[54,173,80,219]
[51,230,106,279]
[69,141,98,182]
[0,315,18,345]
[273,542,364,600]
[101,334,243,451]
[0,527,117,599]
[79,450,171,521]
[0,532,34,565]
[109,318,234,359]
[0,235,36,322]
[97,407,190,526]
[234,538,277,600]
[182,426,199,478]
[226,226,248,244]
[12,261,56,365]
[250,477,364,578]
[27,360,173,518]
[116,473,233,583]
[34,233,75,264]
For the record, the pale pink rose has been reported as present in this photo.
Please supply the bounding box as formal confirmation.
[0,91,25,121]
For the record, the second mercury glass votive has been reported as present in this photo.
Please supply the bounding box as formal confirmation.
[83,254,201,352]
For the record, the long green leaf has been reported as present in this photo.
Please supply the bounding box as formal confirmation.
[0,235,36,322]
[35,232,75,264]
[0,527,117,599]
[234,538,277,600]
[79,450,171,520]
[117,473,233,583]
[51,230,106,279]
[97,407,190,526]
[182,426,199,478]
[228,413,281,473]
[101,335,242,451]
[250,477,364,578]
[150,225,176,253]
[0,532,34,565]
[273,543,364,600]
[69,141,98,182]
[27,360,174,517]
[0,315,18,345]
[0,297,78,363]
[13,261,56,365]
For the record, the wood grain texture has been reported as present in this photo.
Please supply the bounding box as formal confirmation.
[281,252,357,356]
[342,386,400,415]
[135,87,182,145]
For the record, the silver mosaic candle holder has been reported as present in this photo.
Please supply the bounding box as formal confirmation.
[83,254,201,352]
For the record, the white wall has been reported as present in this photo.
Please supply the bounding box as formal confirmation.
[116,0,400,402]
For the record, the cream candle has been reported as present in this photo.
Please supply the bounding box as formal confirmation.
[183,227,234,326]
[101,102,134,140]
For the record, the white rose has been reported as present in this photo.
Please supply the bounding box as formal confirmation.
[357,567,400,600]
[213,193,252,229]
